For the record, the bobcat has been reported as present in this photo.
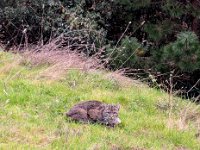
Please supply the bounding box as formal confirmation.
[66,100,121,127]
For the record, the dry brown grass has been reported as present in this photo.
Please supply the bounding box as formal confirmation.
[18,38,143,87]
[20,38,103,80]
[177,100,200,131]
[105,70,146,88]
[24,50,100,80]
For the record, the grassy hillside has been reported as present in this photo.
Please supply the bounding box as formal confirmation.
[0,51,200,150]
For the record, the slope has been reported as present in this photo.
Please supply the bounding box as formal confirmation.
[0,51,200,150]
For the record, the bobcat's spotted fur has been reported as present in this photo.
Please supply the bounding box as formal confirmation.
[66,100,121,127]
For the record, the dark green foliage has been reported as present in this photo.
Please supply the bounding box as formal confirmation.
[0,0,62,44]
[102,0,200,97]
[144,20,174,42]
[161,32,200,72]
[107,37,142,69]
[0,0,106,55]
[100,0,200,47]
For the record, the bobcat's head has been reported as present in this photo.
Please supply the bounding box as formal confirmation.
[101,104,121,127]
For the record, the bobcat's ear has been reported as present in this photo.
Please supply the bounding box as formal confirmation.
[116,104,120,110]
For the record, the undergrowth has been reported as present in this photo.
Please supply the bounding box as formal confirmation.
[0,51,200,150]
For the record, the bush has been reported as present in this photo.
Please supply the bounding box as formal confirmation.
[161,32,200,72]
[0,0,106,55]
[106,37,153,69]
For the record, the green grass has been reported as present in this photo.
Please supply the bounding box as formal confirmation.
[0,51,200,150]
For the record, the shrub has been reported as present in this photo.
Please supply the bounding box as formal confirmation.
[106,37,152,69]
[161,31,200,72]
[0,0,106,55]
